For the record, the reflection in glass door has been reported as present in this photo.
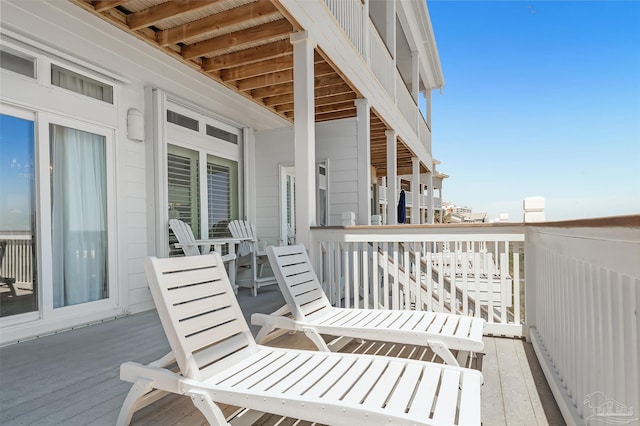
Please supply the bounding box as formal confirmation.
[0,113,37,317]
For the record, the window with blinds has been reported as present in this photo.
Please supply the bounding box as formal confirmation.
[207,163,232,238]
[167,146,199,256]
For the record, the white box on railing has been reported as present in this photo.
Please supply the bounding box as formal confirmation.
[524,211,546,222]
[523,196,545,211]
[342,211,356,226]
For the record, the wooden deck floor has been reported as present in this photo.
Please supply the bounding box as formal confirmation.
[0,286,564,425]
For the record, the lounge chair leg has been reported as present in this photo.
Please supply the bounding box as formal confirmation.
[303,328,330,352]
[255,324,275,344]
[429,341,460,367]
[116,378,154,426]
[190,390,229,425]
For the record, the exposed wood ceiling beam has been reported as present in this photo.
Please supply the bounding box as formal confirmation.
[156,1,280,46]
[251,82,293,98]
[182,19,292,60]
[92,0,128,12]
[315,83,352,98]
[262,93,292,107]
[128,0,221,31]
[202,39,292,72]
[235,61,333,91]
[314,101,357,115]
[220,56,292,81]
[315,110,357,121]
[275,92,356,113]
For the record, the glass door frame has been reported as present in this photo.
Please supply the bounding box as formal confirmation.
[37,112,118,320]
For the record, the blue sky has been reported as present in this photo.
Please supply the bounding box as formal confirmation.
[426,0,640,221]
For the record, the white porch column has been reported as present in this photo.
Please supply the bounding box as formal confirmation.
[411,157,421,224]
[426,169,434,224]
[426,90,432,130]
[242,127,256,225]
[386,129,398,224]
[292,31,316,247]
[355,98,371,225]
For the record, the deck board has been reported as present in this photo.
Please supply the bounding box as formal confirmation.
[0,286,564,425]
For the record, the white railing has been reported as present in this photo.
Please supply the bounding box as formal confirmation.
[418,114,431,153]
[368,19,395,99]
[311,225,525,337]
[323,0,366,58]
[396,74,417,134]
[378,185,387,204]
[0,234,33,285]
[526,220,640,425]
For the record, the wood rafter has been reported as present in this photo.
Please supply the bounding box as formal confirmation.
[92,0,128,12]
[128,1,221,31]
[182,19,292,60]
[203,39,293,72]
[156,1,280,47]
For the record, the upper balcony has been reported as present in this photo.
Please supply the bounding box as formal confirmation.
[69,0,439,174]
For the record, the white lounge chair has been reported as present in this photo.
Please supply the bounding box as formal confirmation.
[252,244,485,367]
[227,219,276,296]
[117,253,482,426]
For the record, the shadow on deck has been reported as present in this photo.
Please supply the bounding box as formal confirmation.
[0,286,564,425]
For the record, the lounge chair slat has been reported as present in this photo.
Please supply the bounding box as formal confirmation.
[385,363,424,413]
[196,333,254,373]
[412,312,438,332]
[399,311,427,331]
[184,319,244,353]
[322,357,373,400]
[426,314,447,334]
[431,369,461,425]
[251,352,315,392]
[363,360,405,408]
[236,352,300,389]
[334,310,373,327]
[165,278,227,305]
[267,354,329,394]
[172,291,235,319]
[177,305,242,337]
[300,298,332,317]
[341,358,389,404]
[469,316,485,341]
[284,270,317,287]
[303,357,358,398]
[408,366,442,418]
[289,280,322,297]
[454,316,473,338]
[285,356,343,396]
[293,288,325,307]
[457,372,483,425]
[441,316,459,337]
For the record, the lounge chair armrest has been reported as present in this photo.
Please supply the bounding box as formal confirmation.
[251,313,301,331]
[120,362,182,394]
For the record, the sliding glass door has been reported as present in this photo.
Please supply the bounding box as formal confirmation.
[0,112,37,317]
[50,124,108,307]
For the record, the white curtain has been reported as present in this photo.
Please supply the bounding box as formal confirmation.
[51,124,107,308]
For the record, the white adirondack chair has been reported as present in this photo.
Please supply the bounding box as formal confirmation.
[169,218,241,290]
[252,244,486,367]
[227,220,276,296]
[116,253,482,426]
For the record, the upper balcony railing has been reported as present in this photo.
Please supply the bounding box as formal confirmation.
[310,216,640,426]
[322,0,430,153]
[396,74,417,134]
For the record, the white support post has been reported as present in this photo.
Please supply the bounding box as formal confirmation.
[386,129,398,224]
[426,90,432,129]
[355,98,371,225]
[426,169,434,224]
[411,157,421,224]
[291,31,316,248]
[242,127,256,225]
